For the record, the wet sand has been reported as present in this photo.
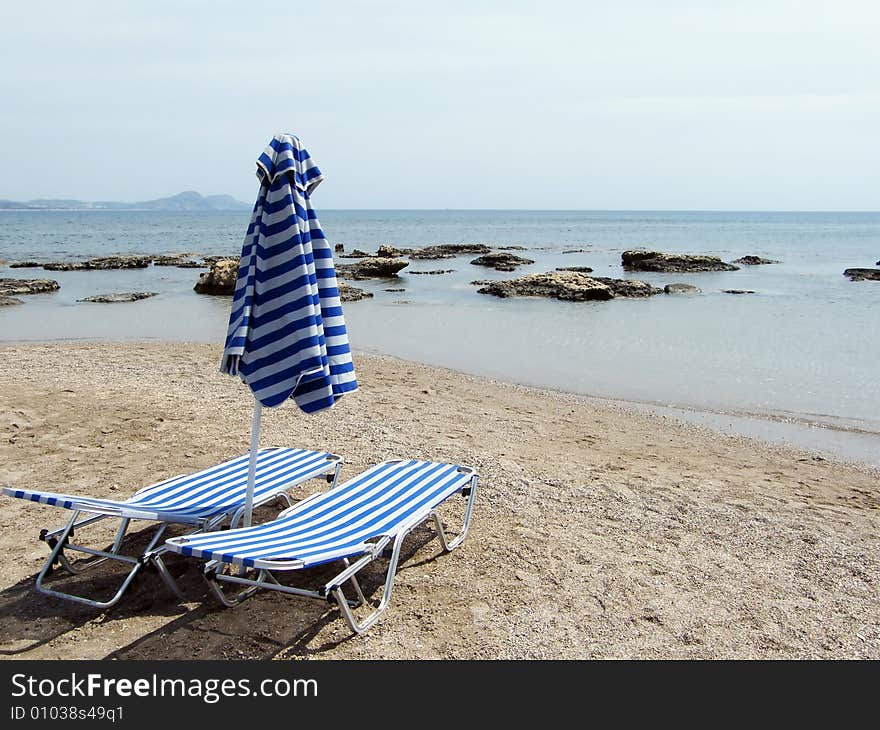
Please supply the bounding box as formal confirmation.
[0,343,877,659]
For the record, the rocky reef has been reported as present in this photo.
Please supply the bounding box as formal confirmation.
[622,250,738,272]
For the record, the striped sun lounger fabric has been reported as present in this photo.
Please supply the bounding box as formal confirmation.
[220,133,358,413]
[2,448,335,525]
[167,459,472,568]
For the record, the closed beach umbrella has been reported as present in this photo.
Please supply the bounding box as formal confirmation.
[222,132,358,526]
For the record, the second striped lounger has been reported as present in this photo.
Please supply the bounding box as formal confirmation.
[165,458,478,633]
[3,447,342,609]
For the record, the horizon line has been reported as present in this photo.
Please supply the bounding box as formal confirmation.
[2,206,880,214]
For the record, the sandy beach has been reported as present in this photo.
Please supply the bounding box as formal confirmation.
[0,342,877,660]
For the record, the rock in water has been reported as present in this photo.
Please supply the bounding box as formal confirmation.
[470,253,535,272]
[338,283,373,302]
[78,292,158,303]
[336,257,409,279]
[722,289,756,294]
[43,256,151,271]
[0,278,61,296]
[9,261,42,268]
[152,254,205,268]
[591,277,663,297]
[0,296,23,306]
[622,250,739,272]
[732,255,780,265]
[340,249,371,258]
[334,243,344,253]
[194,259,239,294]
[408,269,454,275]
[664,283,701,295]
[409,244,491,259]
[376,244,415,257]
[843,268,880,282]
[476,271,663,301]
[556,266,594,273]
[477,271,613,301]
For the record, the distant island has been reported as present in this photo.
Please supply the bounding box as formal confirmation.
[0,191,251,211]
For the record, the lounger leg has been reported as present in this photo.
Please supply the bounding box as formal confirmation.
[40,513,111,575]
[432,474,479,552]
[35,521,167,610]
[330,535,410,635]
[329,460,343,488]
[149,549,187,602]
[36,511,80,583]
[341,558,368,606]
[203,563,264,607]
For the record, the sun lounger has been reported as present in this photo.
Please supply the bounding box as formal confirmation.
[164,458,478,633]
[2,447,342,608]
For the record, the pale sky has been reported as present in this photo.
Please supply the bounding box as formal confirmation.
[1,1,878,210]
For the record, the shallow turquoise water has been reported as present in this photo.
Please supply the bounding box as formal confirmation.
[1,209,878,463]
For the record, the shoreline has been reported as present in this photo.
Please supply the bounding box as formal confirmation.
[356,347,880,473]
[2,336,878,470]
[0,342,878,659]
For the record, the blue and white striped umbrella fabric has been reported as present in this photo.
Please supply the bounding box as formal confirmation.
[221,133,357,413]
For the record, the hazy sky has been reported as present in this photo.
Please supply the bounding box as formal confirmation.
[2,1,878,209]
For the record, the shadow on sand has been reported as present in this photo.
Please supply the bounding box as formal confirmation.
[0,521,445,659]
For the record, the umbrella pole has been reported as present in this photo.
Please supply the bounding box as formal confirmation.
[243,399,262,528]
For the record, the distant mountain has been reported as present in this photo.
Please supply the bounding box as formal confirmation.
[0,191,250,211]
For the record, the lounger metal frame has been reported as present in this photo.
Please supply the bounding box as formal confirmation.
[182,462,478,634]
[11,454,343,610]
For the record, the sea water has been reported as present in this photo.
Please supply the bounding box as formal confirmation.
[1,209,878,464]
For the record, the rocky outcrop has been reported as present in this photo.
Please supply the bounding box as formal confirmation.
[498,245,528,251]
[336,257,408,279]
[732,255,780,265]
[592,277,662,297]
[78,292,158,303]
[409,244,491,260]
[152,254,205,268]
[477,272,613,301]
[340,249,371,258]
[408,269,454,275]
[664,283,701,295]
[338,283,373,302]
[376,245,415,258]
[0,296,23,306]
[722,289,755,294]
[470,253,535,272]
[476,271,664,301]
[334,243,344,253]
[9,261,41,268]
[194,258,238,294]
[556,266,593,273]
[0,278,60,296]
[43,255,151,271]
[562,248,589,254]
[843,268,880,282]
[622,250,739,272]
